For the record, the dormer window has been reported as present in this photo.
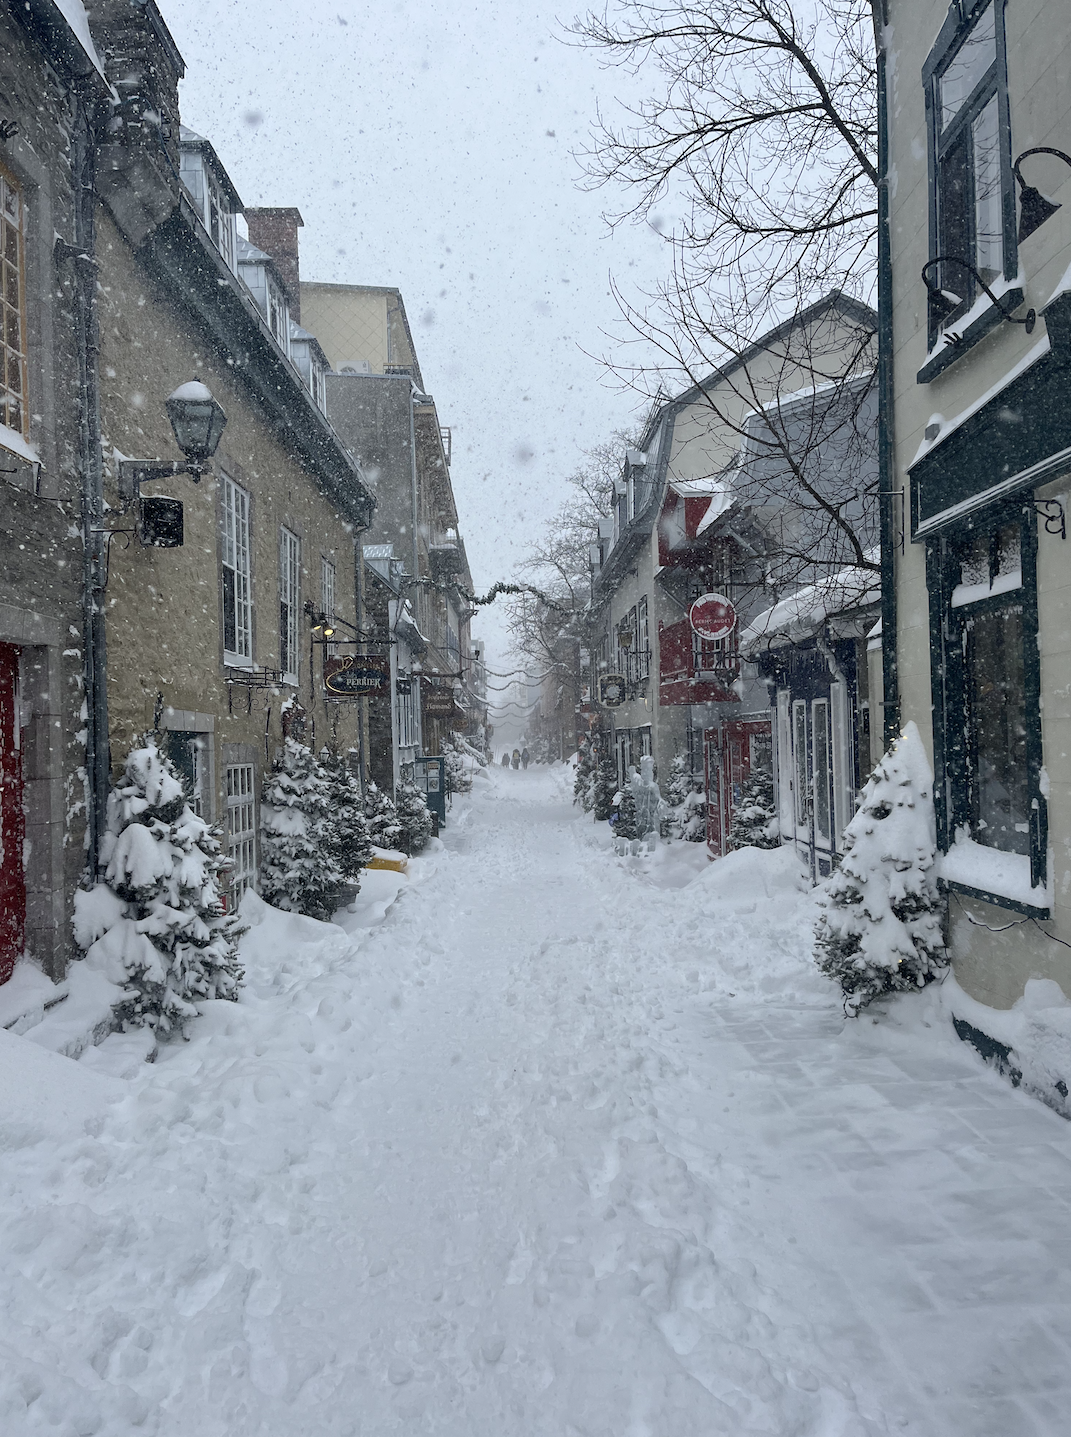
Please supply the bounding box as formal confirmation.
[179,128,242,275]
[267,277,288,349]
[207,172,234,270]
[310,362,326,414]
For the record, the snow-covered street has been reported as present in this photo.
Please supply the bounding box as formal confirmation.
[3,765,1071,1436]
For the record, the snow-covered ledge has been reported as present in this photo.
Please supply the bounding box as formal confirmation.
[939,831,1049,915]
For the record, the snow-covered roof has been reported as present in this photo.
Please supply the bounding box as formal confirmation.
[740,561,880,653]
[694,488,735,536]
[363,544,394,561]
[236,236,272,266]
[53,0,107,80]
[668,475,730,499]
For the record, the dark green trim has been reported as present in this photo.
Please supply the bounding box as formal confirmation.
[910,347,1067,533]
[916,288,1023,383]
[942,879,1050,920]
[927,501,1047,900]
[874,13,900,747]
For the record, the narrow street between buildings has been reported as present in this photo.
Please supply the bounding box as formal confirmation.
[3,765,1070,1436]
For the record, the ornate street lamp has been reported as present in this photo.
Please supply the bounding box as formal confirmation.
[118,378,228,501]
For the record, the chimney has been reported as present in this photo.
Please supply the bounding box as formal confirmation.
[244,207,304,321]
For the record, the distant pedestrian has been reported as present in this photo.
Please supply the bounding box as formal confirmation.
[512,749,520,770]
[521,747,530,770]
[501,751,510,767]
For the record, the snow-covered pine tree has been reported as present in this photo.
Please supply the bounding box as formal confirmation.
[661,754,706,841]
[73,743,244,1037]
[364,780,404,851]
[729,766,780,850]
[395,779,434,855]
[592,750,617,822]
[814,721,947,1015]
[573,738,595,810]
[320,747,374,886]
[260,739,346,920]
[442,736,473,796]
[613,779,639,854]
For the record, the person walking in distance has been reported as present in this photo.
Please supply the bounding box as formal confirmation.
[521,747,530,770]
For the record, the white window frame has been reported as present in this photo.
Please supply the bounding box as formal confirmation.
[280,527,300,683]
[206,170,235,271]
[225,763,257,902]
[221,475,252,666]
[321,555,337,658]
[267,277,289,353]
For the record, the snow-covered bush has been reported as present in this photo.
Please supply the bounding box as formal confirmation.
[592,751,617,822]
[364,780,403,851]
[395,780,434,855]
[814,722,946,1015]
[729,767,779,850]
[662,754,706,841]
[573,738,596,811]
[73,744,244,1038]
[260,740,345,920]
[613,782,639,852]
[320,747,374,885]
[442,735,473,796]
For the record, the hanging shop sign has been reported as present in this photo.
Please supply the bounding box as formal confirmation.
[599,673,627,708]
[689,592,737,641]
[421,683,459,718]
[324,654,390,697]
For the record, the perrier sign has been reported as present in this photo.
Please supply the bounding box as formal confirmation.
[323,654,390,697]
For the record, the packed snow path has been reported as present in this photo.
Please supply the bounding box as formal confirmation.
[4,768,1071,1436]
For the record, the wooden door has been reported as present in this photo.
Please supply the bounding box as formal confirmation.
[0,643,25,983]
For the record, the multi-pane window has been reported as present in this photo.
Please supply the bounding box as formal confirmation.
[279,528,300,680]
[267,278,288,351]
[164,731,209,818]
[207,171,234,271]
[951,518,1029,855]
[927,2,1010,328]
[225,764,256,901]
[321,556,337,658]
[397,676,418,749]
[636,595,650,680]
[311,362,327,414]
[1,168,27,439]
[221,476,252,662]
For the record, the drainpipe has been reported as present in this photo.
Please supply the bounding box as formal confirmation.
[873,0,900,749]
[72,93,109,877]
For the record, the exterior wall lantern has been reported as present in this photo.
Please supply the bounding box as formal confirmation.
[118,378,228,503]
[921,256,1036,337]
[1013,147,1071,245]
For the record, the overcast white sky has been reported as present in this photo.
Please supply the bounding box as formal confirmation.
[162,0,671,674]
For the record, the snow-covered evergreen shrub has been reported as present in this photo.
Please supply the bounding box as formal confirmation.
[73,744,244,1038]
[573,738,596,811]
[729,767,779,850]
[442,736,473,796]
[395,779,434,855]
[260,739,345,920]
[614,784,638,840]
[814,721,946,1015]
[364,780,403,851]
[662,754,706,841]
[320,748,374,885]
[593,752,617,822]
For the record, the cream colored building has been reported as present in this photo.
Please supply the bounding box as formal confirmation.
[879,0,1071,1022]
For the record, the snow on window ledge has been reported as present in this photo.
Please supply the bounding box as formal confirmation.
[939,831,1049,913]
[0,423,40,466]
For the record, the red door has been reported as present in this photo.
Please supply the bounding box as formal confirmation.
[705,717,773,858]
[0,644,25,983]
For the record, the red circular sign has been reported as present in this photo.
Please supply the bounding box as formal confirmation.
[689,592,737,641]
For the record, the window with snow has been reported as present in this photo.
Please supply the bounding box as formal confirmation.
[1,165,27,439]
[207,171,235,271]
[321,556,337,658]
[636,595,650,681]
[221,476,253,664]
[311,361,327,414]
[925,1,1012,335]
[267,278,289,353]
[279,528,300,682]
[226,763,257,900]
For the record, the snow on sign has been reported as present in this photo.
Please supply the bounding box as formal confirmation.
[599,673,627,707]
[323,654,390,697]
[689,592,737,641]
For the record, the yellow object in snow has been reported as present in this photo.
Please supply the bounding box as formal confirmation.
[367,852,408,873]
